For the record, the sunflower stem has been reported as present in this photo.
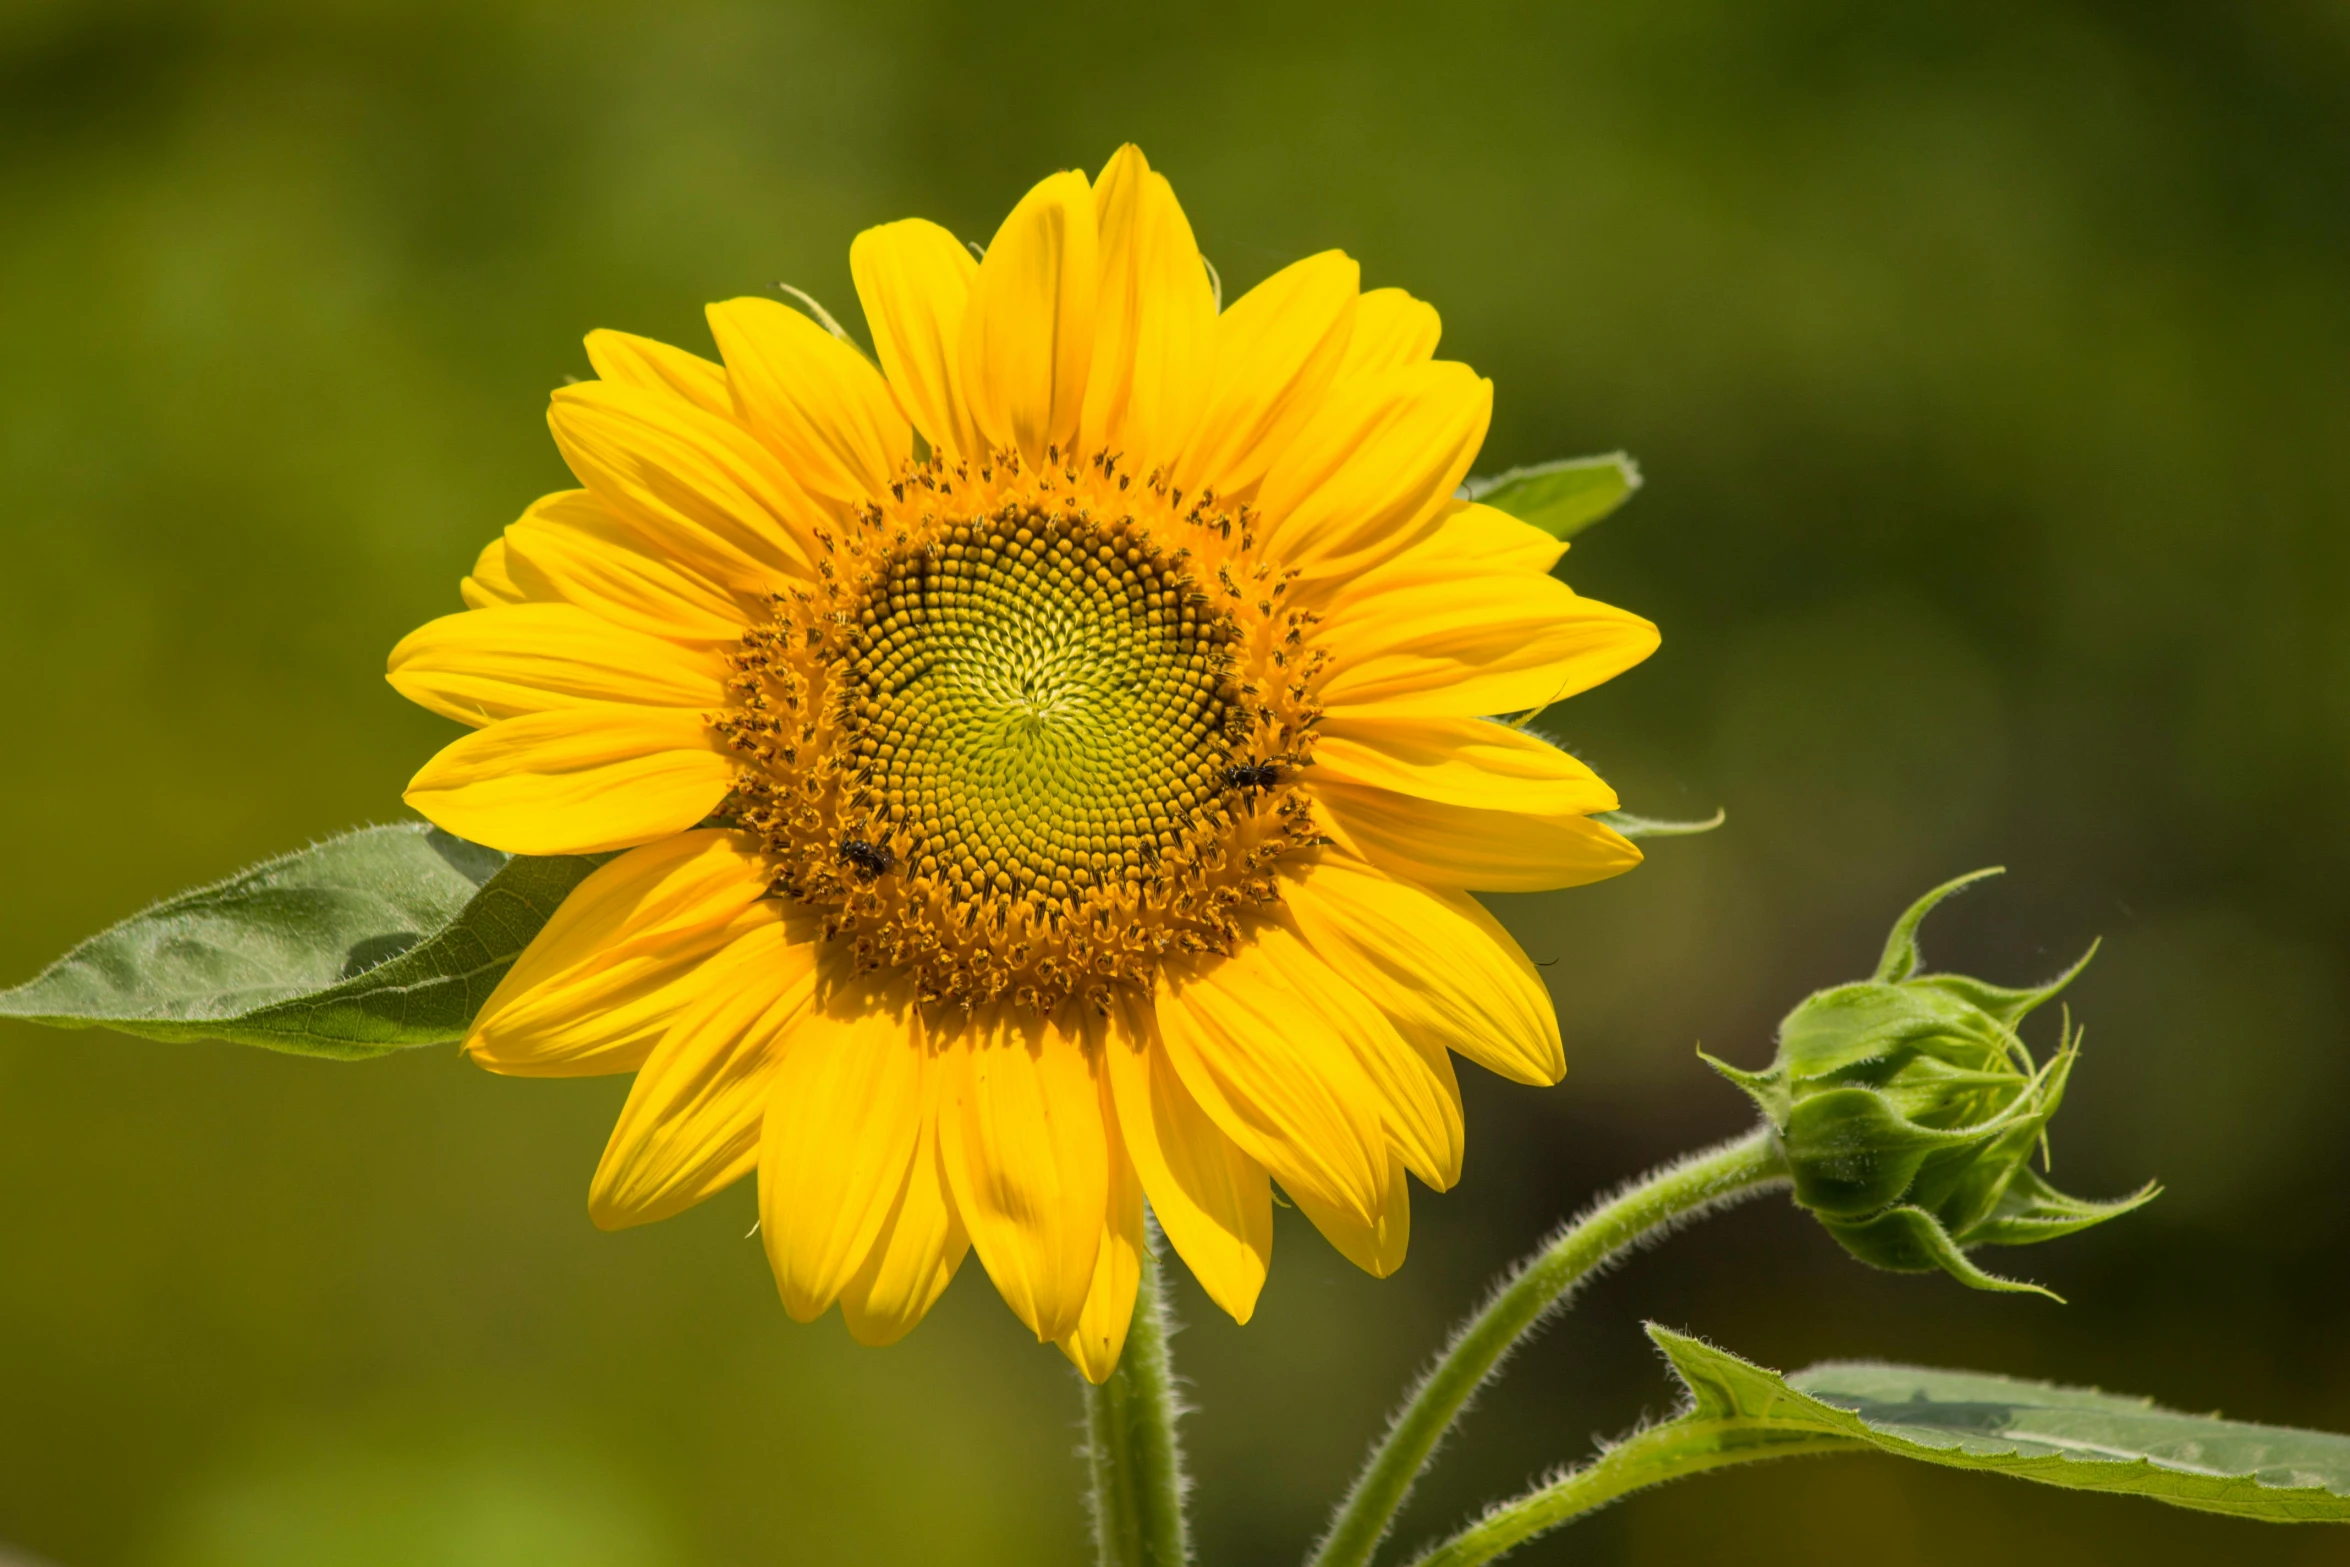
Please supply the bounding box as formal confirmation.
[1085,1235,1192,1567]
[1306,1124,1789,1567]
[1399,1412,1850,1567]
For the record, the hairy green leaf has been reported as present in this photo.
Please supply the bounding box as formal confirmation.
[1407,1327,2350,1566]
[1465,452,1642,540]
[0,824,600,1060]
[1657,1327,2350,1521]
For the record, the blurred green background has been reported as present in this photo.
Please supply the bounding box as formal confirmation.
[6,1,2350,1562]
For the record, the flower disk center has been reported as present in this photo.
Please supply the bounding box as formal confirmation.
[714,451,1326,1015]
[843,514,1235,904]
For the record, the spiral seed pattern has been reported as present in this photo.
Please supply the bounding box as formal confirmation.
[713,448,1330,1015]
[844,513,1235,904]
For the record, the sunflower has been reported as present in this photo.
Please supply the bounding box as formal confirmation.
[387,145,1657,1381]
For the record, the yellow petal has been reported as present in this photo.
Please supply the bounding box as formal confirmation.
[388,603,727,728]
[758,982,928,1322]
[1288,1154,1411,1279]
[1056,1128,1145,1384]
[939,1007,1111,1343]
[1254,921,1462,1190]
[1337,288,1441,382]
[851,218,983,461]
[1081,145,1215,470]
[462,536,526,609]
[1315,780,1642,894]
[403,704,734,857]
[1286,854,1565,1086]
[548,380,821,592]
[839,1117,970,1348]
[583,329,734,417]
[1154,950,1387,1226]
[1174,251,1359,498]
[1315,575,1660,720]
[960,169,1098,464]
[1101,997,1271,1323]
[466,829,776,1077]
[1313,715,1617,818]
[500,490,756,647]
[1255,362,1491,580]
[589,917,820,1228]
[706,297,911,512]
[1358,500,1565,581]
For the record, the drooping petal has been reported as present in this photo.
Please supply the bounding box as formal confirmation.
[1285,854,1565,1087]
[1255,362,1492,580]
[850,218,983,461]
[466,829,776,1077]
[1336,288,1441,382]
[403,704,734,857]
[1174,251,1359,498]
[1315,574,1660,720]
[1101,996,1272,1323]
[500,490,757,647]
[1287,1154,1412,1279]
[1312,715,1616,818]
[1154,950,1387,1227]
[589,917,820,1227]
[548,380,822,591]
[1081,145,1215,470]
[758,981,928,1322]
[1316,780,1642,894]
[706,296,912,511]
[939,1007,1111,1343]
[960,169,1099,464]
[388,603,727,728]
[583,329,734,417]
[1056,1122,1145,1384]
[1253,921,1462,1190]
[839,1110,971,1348]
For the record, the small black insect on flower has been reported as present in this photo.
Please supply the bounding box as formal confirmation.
[839,838,895,880]
[1222,761,1280,792]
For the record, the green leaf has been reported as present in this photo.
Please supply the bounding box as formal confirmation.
[1595,808,1724,840]
[1654,1327,2350,1521]
[0,824,602,1060]
[1465,452,1641,541]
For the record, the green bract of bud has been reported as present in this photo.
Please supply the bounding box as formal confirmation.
[1706,869,2158,1299]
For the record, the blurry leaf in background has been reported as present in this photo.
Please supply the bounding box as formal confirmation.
[1467,452,1642,540]
[145,1428,684,1567]
[0,825,598,1059]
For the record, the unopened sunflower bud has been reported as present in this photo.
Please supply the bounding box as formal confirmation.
[1706,869,2157,1297]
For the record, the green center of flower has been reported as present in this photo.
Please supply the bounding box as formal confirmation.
[714,449,1328,1014]
[841,512,1236,903]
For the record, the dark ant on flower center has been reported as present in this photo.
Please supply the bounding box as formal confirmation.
[839,838,895,880]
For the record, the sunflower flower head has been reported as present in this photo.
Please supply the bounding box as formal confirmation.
[387,146,1660,1380]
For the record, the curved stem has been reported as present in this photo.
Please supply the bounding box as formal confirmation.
[1086,1240,1192,1567]
[1403,1417,1856,1567]
[1307,1124,1789,1567]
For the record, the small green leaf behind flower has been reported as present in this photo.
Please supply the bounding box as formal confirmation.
[1704,869,2156,1296]
[1595,808,1725,840]
[1465,452,1642,541]
[0,824,601,1060]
